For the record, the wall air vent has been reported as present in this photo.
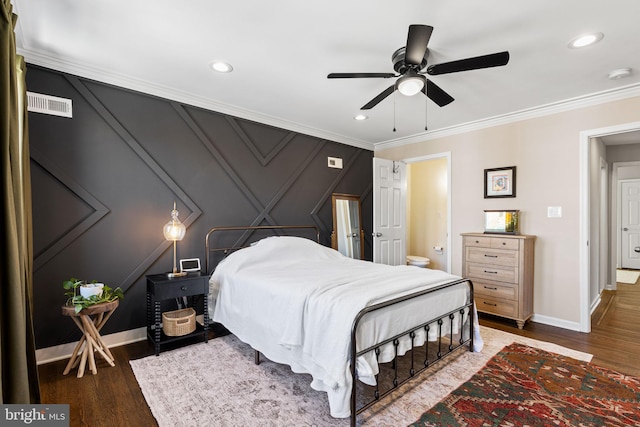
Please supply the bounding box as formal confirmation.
[27,92,73,118]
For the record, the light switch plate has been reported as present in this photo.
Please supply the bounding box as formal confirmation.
[548,206,562,218]
[327,157,343,169]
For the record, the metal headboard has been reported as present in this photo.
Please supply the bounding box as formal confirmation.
[204,225,320,274]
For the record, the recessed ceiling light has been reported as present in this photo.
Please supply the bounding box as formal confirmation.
[209,61,233,73]
[354,114,368,121]
[608,68,632,80]
[568,32,604,49]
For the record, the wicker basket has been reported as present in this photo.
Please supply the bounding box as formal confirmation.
[162,308,196,336]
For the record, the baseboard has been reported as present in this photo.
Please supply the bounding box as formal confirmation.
[590,294,602,316]
[36,327,147,365]
[36,313,583,364]
[531,314,582,332]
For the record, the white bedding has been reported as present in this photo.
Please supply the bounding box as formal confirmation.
[208,236,475,418]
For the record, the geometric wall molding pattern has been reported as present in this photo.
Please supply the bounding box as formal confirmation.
[225,116,295,167]
[31,146,110,272]
[172,102,295,231]
[65,75,202,293]
[27,64,373,349]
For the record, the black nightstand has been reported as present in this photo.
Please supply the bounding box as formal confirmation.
[146,272,209,356]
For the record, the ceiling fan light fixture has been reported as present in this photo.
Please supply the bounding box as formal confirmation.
[568,32,604,49]
[397,75,424,96]
[354,114,368,121]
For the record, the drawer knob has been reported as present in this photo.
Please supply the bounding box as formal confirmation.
[484,286,498,290]
[483,301,497,307]
[484,254,498,258]
[484,270,498,274]
[181,286,187,291]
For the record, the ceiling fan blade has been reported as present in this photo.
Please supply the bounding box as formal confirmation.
[405,25,434,66]
[426,51,510,75]
[361,84,396,110]
[328,72,396,79]
[423,79,454,107]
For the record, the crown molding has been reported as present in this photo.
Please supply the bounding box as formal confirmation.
[19,49,375,151]
[20,48,640,154]
[374,83,640,151]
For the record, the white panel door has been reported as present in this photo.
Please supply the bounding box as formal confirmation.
[373,158,406,265]
[621,180,640,269]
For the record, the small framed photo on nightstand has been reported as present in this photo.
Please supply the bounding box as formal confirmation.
[179,258,201,273]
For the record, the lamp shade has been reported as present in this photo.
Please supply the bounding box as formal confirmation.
[163,203,186,241]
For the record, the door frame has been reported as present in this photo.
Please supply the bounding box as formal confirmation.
[599,158,608,293]
[403,152,452,273]
[580,121,640,333]
[617,176,640,270]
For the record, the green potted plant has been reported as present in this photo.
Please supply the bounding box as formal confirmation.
[63,277,124,314]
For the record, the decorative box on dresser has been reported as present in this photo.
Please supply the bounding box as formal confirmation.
[461,233,536,329]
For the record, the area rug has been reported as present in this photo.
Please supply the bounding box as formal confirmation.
[130,326,591,426]
[410,342,640,427]
[616,268,640,284]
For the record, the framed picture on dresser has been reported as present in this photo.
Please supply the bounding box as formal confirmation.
[484,166,516,198]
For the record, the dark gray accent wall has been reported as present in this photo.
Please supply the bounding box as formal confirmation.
[27,65,373,349]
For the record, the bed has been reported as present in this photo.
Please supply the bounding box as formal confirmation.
[205,225,476,426]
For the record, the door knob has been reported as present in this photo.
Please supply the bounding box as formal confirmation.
[624,227,629,231]
[372,232,382,237]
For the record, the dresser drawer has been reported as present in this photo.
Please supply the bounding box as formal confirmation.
[464,236,492,248]
[474,281,518,301]
[490,237,519,250]
[466,247,518,267]
[475,296,517,317]
[464,235,520,251]
[150,277,207,300]
[466,263,518,283]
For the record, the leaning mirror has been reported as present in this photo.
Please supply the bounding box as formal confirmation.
[331,193,364,259]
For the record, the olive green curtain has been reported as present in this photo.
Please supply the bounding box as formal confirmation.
[1,0,40,403]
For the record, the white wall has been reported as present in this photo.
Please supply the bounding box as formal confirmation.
[375,95,640,328]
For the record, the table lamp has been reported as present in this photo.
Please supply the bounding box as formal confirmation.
[163,201,187,278]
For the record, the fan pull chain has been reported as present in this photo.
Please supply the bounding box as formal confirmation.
[425,94,428,131]
[393,90,397,132]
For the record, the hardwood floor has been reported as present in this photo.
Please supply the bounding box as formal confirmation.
[481,279,640,377]
[38,283,640,427]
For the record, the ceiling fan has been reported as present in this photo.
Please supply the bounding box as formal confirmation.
[327,25,510,111]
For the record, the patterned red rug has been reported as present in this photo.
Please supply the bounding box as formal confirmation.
[409,342,640,427]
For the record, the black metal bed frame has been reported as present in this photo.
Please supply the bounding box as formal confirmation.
[205,225,320,274]
[349,278,474,426]
[205,225,474,427]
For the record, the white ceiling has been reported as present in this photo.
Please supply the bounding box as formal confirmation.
[12,0,640,150]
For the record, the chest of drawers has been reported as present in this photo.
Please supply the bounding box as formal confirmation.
[462,233,536,329]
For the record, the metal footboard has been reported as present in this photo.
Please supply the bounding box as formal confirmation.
[349,278,474,427]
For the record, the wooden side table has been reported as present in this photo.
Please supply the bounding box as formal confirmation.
[61,300,119,378]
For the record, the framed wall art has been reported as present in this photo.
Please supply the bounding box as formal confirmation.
[484,166,516,198]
